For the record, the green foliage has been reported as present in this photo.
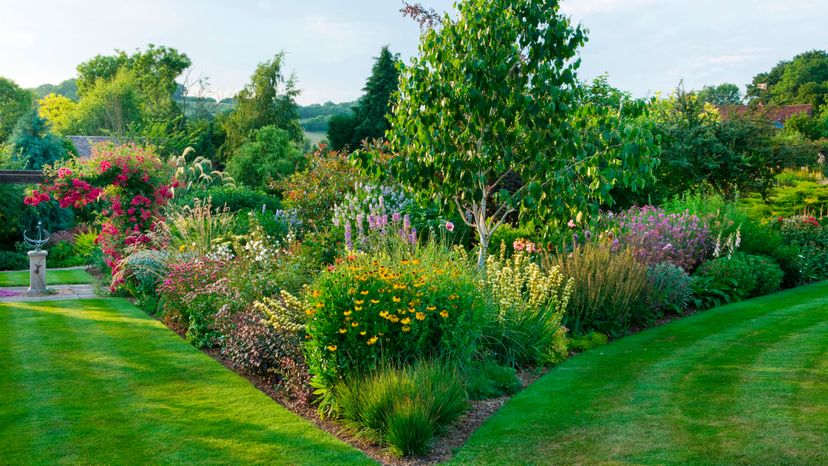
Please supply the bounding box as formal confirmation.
[692,253,783,310]
[463,359,521,400]
[226,126,303,190]
[567,331,608,352]
[383,0,657,266]
[8,109,70,169]
[222,53,302,163]
[0,77,34,142]
[304,240,485,411]
[550,242,648,336]
[480,246,572,366]
[747,50,828,108]
[181,185,280,213]
[779,215,828,283]
[334,362,467,457]
[638,263,692,325]
[646,87,778,202]
[0,250,26,271]
[68,69,143,135]
[299,101,354,132]
[165,198,235,256]
[76,44,191,122]
[697,83,743,105]
[37,93,77,135]
[328,47,400,151]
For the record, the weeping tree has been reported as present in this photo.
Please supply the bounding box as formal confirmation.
[384,0,659,267]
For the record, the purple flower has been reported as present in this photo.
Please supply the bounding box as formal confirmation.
[392,212,402,223]
[344,222,353,250]
[403,214,411,231]
[409,228,417,244]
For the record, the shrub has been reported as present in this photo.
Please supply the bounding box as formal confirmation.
[692,252,783,310]
[638,263,693,325]
[549,241,647,336]
[182,185,280,213]
[779,215,828,283]
[0,250,26,271]
[463,359,521,400]
[334,362,467,457]
[479,244,572,366]
[568,331,608,352]
[304,240,485,412]
[116,249,170,314]
[216,291,309,402]
[25,143,175,284]
[157,258,237,347]
[616,205,710,271]
[166,198,235,256]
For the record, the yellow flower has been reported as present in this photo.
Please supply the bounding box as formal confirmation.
[360,290,369,295]
[415,312,426,321]
[178,244,186,252]
[305,309,316,316]
[389,315,400,323]
[355,299,365,305]
[408,307,416,314]
[401,326,411,332]
[339,328,347,334]
[315,302,325,308]
[355,306,363,311]
[360,331,367,336]
[426,305,436,311]
[401,317,411,325]
[392,296,401,303]
[440,310,449,318]
[367,336,378,345]
[343,310,352,316]
[412,259,421,265]
[311,290,321,298]
[351,322,359,327]
[327,345,337,351]
[370,299,380,304]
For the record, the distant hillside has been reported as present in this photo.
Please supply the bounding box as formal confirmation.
[31,78,78,100]
[299,101,355,132]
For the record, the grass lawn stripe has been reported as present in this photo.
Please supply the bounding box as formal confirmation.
[0,298,372,466]
[0,269,94,287]
[451,281,828,465]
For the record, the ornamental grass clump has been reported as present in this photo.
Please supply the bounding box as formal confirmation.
[549,240,647,336]
[617,205,711,271]
[334,362,467,457]
[304,240,484,413]
[480,242,573,366]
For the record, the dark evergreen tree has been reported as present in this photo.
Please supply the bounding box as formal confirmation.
[9,109,71,170]
[327,46,400,151]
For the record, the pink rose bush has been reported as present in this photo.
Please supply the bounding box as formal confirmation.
[25,143,176,283]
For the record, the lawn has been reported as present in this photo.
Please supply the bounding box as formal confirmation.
[452,281,828,465]
[0,268,94,287]
[0,298,371,465]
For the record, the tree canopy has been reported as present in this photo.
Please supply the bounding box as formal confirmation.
[698,83,743,106]
[381,0,658,266]
[0,77,34,142]
[747,50,828,109]
[221,52,302,163]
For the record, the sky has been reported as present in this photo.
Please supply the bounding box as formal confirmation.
[0,0,826,105]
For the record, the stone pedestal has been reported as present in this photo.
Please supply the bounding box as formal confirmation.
[27,250,48,296]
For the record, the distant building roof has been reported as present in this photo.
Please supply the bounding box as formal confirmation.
[716,104,814,125]
[66,136,127,158]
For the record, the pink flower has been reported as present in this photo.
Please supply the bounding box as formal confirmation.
[445,221,455,232]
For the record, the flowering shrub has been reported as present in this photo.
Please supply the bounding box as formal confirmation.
[25,143,175,283]
[480,243,573,365]
[157,257,237,347]
[339,211,418,253]
[216,291,311,404]
[616,206,710,271]
[304,240,485,413]
[332,183,412,229]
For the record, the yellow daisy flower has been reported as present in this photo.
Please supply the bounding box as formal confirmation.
[415,312,426,321]
[440,310,449,318]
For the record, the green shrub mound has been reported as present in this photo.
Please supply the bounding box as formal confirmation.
[637,262,693,326]
[463,359,522,400]
[692,253,783,310]
[334,362,467,457]
[0,251,26,271]
[568,331,608,352]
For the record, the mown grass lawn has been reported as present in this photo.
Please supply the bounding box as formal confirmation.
[452,281,828,465]
[0,298,371,465]
[0,269,94,287]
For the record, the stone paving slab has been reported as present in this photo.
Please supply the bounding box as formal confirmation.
[0,284,97,302]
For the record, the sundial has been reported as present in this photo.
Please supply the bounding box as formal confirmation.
[23,221,50,295]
